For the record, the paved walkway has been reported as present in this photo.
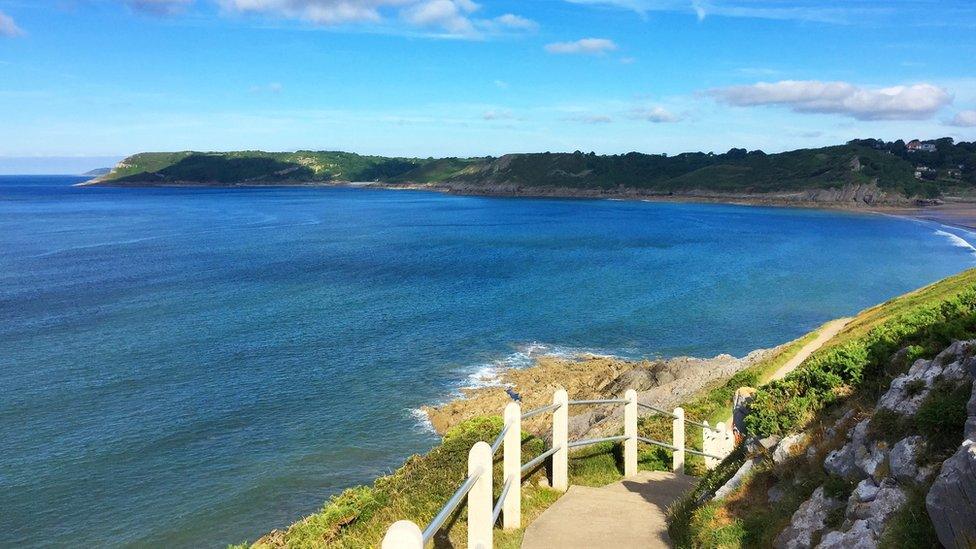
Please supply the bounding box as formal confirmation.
[521,471,696,549]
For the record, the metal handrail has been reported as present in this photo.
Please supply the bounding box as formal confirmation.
[637,436,677,451]
[520,402,561,420]
[422,467,484,543]
[520,446,560,474]
[491,478,513,524]
[638,436,723,460]
[568,398,628,406]
[490,423,511,455]
[636,402,719,431]
[567,435,628,449]
[637,402,676,418]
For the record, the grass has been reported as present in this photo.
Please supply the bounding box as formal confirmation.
[668,268,976,548]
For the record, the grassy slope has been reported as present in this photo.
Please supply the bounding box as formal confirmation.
[668,268,976,548]
[233,326,826,548]
[97,140,976,198]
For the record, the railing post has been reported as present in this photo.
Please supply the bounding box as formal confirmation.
[624,389,637,478]
[717,421,733,459]
[552,389,569,491]
[382,520,423,549]
[672,407,685,475]
[468,441,493,549]
[503,402,521,529]
[703,421,716,470]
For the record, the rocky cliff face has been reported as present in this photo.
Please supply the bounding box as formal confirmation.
[714,341,976,548]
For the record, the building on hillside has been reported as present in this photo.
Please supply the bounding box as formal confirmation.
[907,140,937,153]
[915,166,937,180]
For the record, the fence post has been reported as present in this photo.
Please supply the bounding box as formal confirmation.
[672,407,685,475]
[717,421,733,459]
[468,441,493,549]
[624,389,637,478]
[552,389,569,491]
[382,520,423,549]
[702,421,716,470]
[503,402,521,529]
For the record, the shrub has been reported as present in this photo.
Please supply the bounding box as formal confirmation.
[868,408,913,444]
[915,379,972,461]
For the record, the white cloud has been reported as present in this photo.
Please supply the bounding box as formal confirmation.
[402,0,479,35]
[491,13,538,30]
[126,0,194,14]
[949,110,976,127]
[545,38,617,55]
[629,106,680,123]
[251,82,284,93]
[709,80,953,121]
[563,0,879,25]
[0,10,25,37]
[217,0,530,37]
[482,109,514,120]
[567,114,613,124]
[493,79,510,89]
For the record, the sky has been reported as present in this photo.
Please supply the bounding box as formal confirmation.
[1,0,976,173]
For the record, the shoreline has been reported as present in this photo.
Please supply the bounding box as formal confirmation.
[79,177,976,231]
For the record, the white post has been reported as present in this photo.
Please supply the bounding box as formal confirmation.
[672,407,685,475]
[503,402,521,529]
[717,421,733,459]
[552,389,569,491]
[468,441,493,549]
[382,520,423,549]
[702,421,716,470]
[624,389,637,478]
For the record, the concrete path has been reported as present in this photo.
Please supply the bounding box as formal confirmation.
[768,317,852,382]
[521,471,696,549]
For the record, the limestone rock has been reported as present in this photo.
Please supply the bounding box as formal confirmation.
[865,479,906,535]
[852,479,879,503]
[713,457,758,500]
[773,487,845,549]
[773,433,808,465]
[889,436,926,484]
[816,520,876,549]
[927,442,976,548]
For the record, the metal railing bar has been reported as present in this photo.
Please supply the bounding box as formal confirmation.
[637,436,678,451]
[491,478,513,524]
[636,402,676,418]
[635,403,718,431]
[685,447,724,460]
[490,423,511,455]
[567,435,628,448]
[520,403,560,420]
[568,399,628,406]
[520,446,560,475]
[421,468,484,543]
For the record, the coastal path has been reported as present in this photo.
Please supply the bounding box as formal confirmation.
[768,317,852,381]
[520,470,695,548]
[382,389,735,548]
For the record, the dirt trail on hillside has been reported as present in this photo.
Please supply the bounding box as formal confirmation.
[768,318,852,381]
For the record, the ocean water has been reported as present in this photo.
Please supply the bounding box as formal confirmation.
[2,175,974,547]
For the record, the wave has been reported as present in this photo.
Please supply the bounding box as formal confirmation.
[409,408,436,434]
[934,229,976,255]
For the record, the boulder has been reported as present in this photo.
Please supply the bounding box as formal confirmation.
[927,442,976,548]
[889,436,926,484]
[852,479,879,503]
[773,487,845,549]
[816,520,876,549]
[773,433,808,465]
[865,479,907,535]
[713,457,758,500]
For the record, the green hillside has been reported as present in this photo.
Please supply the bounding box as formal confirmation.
[93,139,976,201]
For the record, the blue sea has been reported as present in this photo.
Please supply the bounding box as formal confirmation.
[2,175,974,547]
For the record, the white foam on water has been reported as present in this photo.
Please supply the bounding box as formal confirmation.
[457,342,623,391]
[409,408,436,434]
[935,229,976,255]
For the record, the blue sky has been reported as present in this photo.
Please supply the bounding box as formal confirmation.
[1,0,976,173]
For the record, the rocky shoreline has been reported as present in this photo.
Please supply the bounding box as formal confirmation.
[422,347,779,441]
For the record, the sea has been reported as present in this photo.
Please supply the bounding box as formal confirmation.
[2,175,974,547]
